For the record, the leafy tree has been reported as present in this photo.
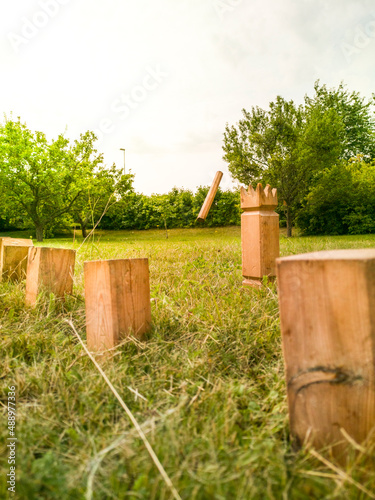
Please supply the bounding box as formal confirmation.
[223,95,343,235]
[71,165,134,238]
[345,158,375,234]
[0,117,102,241]
[305,81,375,160]
[295,162,354,235]
[296,156,375,235]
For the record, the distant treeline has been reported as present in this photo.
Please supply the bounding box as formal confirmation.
[100,156,375,235]
[100,187,242,230]
[2,162,375,236]
[2,101,375,240]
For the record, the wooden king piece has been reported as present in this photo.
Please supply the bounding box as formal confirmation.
[240,183,279,287]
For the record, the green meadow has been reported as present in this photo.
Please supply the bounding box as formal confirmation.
[1,227,375,499]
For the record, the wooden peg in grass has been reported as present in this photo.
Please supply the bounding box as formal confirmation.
[276,249,375,460]
[240,183,279,287]
[196,171,223,221]
[25,247,76,306]
[0,237,34,281]
[84,258,151,350]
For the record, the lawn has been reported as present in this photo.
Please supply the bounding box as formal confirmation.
[1,227,375,499]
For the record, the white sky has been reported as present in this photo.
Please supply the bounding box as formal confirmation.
[1,0,375,194]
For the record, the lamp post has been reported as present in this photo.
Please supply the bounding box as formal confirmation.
[120,148,125,175]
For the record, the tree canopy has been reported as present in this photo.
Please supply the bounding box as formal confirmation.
[305,81,375,160]
[71,164,134,238]
[222,82,375,236]
[296,156,375,235]
[0,117,123,241]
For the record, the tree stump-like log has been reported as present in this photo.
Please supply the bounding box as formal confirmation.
[277,249,375,459]
[84,258,151,350]
[25,247,76,306]
[241,183,279,287]
[0,237,34,281]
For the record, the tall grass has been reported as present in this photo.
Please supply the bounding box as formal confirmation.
[1,227,375,499]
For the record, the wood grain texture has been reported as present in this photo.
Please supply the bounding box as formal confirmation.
[0,237,33,248]
[25,247,76,306]
[0,237,34,282]
[84,258,151,350]
[196,171,223,221]
[241,184,279,287]
[277,249,375,459]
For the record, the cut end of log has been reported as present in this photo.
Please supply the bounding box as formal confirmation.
[277,248,375,264]
[242,278,263,288]
[242,276,276,288]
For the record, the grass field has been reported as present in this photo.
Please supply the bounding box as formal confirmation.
[1,227,375,499]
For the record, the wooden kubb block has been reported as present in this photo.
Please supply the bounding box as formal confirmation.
[25,247,76,305]
[241,183,279,286]
[84,258,151,350]
[0,237,33,281]
[277,249,375,457]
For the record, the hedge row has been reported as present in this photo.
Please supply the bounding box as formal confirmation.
[100,187,242,230]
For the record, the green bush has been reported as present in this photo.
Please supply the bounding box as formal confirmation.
[296,157,375,235]
[101,187,241,230]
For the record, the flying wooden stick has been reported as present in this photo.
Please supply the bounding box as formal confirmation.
[196,171,223,221]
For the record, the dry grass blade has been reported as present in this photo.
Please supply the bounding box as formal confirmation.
[86,402,185,500]
[127,385,148,402]
[76,194,115,252]
[66,320,182,500]
[300,470,341,480]
[340,427,367,454]
[309,449,375,499]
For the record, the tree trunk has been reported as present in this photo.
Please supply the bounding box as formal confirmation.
[77,215,89,239]
[286,206,293,237]
[35,225,44,242]
[81,224,87,239]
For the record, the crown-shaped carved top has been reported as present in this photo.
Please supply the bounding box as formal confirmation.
[240,183,277,210]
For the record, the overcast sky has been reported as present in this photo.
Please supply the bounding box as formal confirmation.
[1,0,375,194]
